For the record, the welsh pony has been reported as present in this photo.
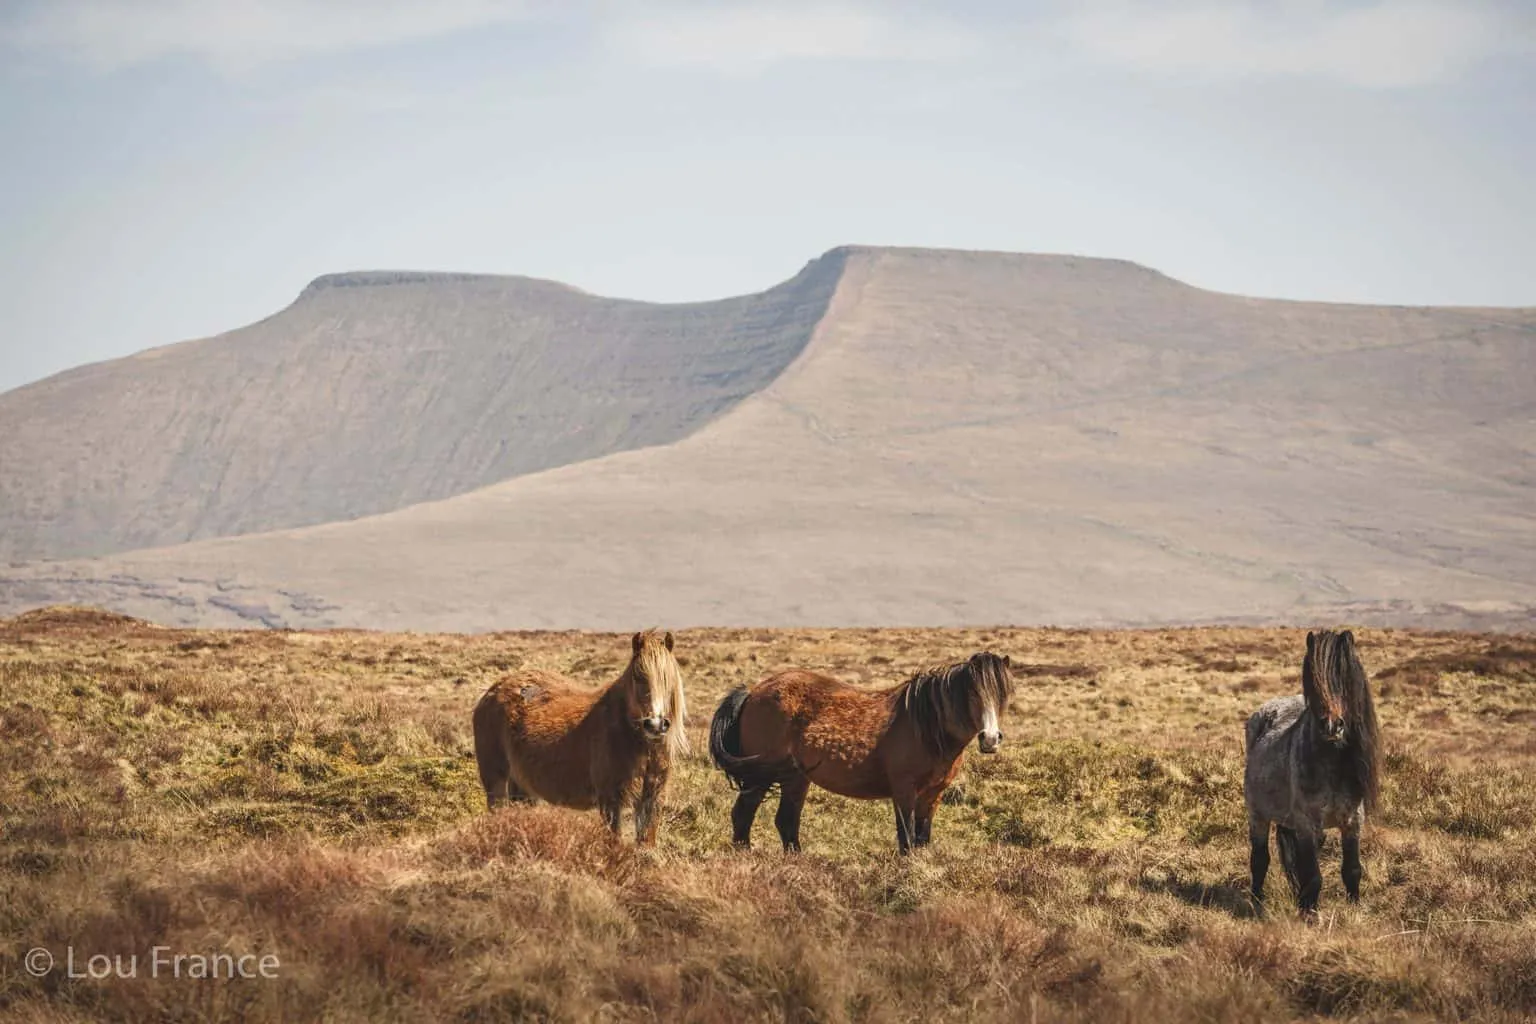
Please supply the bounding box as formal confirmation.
[1244,629,1381,918]
[709,652,1013,854]
[472,630,688,846]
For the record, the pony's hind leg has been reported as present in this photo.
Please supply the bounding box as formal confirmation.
[1274,825,1301,896]
[774,774,811,852]
[730,786,770,848]
[476,749,512,810]
[1248,818,1271,911]
[1277,826,1324,919]
[472,701,514,810]
[1341,821,1363,903]
[481,777,509,809]
[486,765,534,808]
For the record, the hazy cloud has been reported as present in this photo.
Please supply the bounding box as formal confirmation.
[1,0,541,72]
[568,3,979,73]
[9,0,1525,87]
[4,0,981,76]
[1055,1,1533,88]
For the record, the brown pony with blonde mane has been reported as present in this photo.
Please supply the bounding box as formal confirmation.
[473,630,688,846]
[709,652,1014,854]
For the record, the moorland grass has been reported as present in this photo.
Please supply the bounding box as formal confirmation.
[1,608,1534,1022]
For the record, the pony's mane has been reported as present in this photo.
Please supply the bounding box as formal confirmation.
[625,630,689,757]
[1304,630,1380,812]
[893,652,1013,754]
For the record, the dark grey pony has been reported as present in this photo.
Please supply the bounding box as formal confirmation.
[1243,629,1381,918]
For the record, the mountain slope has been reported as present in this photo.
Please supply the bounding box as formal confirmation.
[4,246,1534,630]
[0,256,844,561]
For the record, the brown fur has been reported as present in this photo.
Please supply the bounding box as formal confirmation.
[710,652,1013,853]
[472,630,686,846]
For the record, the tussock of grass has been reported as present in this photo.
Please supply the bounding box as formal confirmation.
[1382,749,1536,840]
[1,609,1534,1021]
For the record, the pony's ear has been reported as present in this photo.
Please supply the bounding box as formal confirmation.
[632,632,643,656]
[664,631,675,652]
[1341,630,1354,645]
[1306,631,1316,654]
[1003,655,1012,668]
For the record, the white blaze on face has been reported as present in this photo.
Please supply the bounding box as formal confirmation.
[651,687,668,722]
[981,698,999,738]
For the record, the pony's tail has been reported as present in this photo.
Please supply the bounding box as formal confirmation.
[709,687,756,789]
[709,687,797,792]
[1275,826,1303,898]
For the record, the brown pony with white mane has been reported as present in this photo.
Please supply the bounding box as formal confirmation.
[472,630,688,846]
[709,653,1014,854]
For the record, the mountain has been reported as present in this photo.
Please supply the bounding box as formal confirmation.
[0,258,843,560]
[3,246,1534,630]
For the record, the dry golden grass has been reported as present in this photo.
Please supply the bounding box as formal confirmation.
[1,607,1534,1022]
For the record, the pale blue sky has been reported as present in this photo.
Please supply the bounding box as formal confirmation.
[1,0,1533,393]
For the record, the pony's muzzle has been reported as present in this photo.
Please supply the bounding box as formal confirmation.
[977,730,1002,754]
[642,716,670,739]
[1323,717,1346,745]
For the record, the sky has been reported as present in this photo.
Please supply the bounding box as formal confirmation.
[1,0,1533,393]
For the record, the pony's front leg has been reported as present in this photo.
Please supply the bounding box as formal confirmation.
[598,799,623,837]
[634,770,667,848]
[1341,819,1363,903]
[891,798,918,855]
[913,790,943,849]
[1248,817,1271,912]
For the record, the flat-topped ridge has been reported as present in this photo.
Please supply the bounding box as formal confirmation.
[832,244,1180,281]
[0,249,847,562]
[297,269,589,299]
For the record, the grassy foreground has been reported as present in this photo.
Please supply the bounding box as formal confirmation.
[1,607,1534,1022]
